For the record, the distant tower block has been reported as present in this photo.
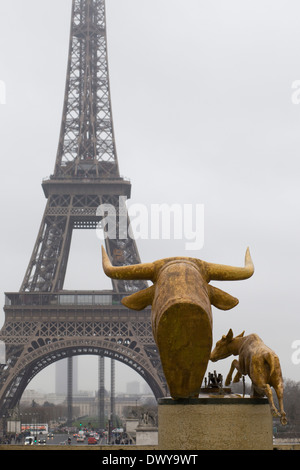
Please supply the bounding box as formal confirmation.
[126,381,141,395]
[55,358,78,395]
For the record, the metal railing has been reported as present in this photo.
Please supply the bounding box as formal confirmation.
[4,291,124,307]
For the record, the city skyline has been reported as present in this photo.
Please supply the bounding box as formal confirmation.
[30,356,150,396]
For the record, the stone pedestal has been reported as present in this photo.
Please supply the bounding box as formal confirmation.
[136,426,158,446]
[125,418,139,434]
[158,396,273,450]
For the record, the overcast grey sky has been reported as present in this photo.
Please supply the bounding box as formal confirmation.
[1,0,300,394]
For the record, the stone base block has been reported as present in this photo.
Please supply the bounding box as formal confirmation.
[158,396,273,450]
[136,426,158,446]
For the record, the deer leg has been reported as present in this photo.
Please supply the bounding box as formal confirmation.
[273,382,287,426]
[233,370,242,383]
[225,359,239,386]
[262,384,281,418]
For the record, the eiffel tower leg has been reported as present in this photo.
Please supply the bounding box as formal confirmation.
[110,359,115,427]
[20,196,73,293]
[98,356,105,429]
[67,356,73,425]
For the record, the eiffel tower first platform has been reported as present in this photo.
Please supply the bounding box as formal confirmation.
[0,0,167,419]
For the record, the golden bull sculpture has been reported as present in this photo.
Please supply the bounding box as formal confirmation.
[102,246,254,399]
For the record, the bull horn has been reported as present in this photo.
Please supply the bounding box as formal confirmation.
[205,247,254,281]
[102,246,155,280]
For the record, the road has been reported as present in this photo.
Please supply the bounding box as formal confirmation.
[21,434,107,447]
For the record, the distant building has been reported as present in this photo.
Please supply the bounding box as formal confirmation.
[21,389,65,406]
[55,357,78,395]
[20,389,146,421]
[126,381,140,395]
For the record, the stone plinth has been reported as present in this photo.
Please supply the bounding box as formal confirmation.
[158,396,273,450]
[136,426,158,446]
[125,418,139,434]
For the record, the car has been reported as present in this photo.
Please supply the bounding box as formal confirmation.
[24,436,33,446]
[88,437,97,445]
[77,436,85,442]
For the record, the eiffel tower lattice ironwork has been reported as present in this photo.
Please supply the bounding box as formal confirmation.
[0,0,167,420]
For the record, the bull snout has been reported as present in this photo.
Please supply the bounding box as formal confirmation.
[151,260,213,341]
[152,260,213,398]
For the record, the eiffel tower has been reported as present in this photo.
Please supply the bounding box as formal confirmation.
[0,0,166,422]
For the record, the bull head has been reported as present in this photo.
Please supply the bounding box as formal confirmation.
[102,246,254,398]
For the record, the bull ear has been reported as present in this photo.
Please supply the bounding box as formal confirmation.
[121,285,155,311]
[207,285,239,311]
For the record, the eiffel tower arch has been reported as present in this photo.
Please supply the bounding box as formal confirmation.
[0,0,167,419]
